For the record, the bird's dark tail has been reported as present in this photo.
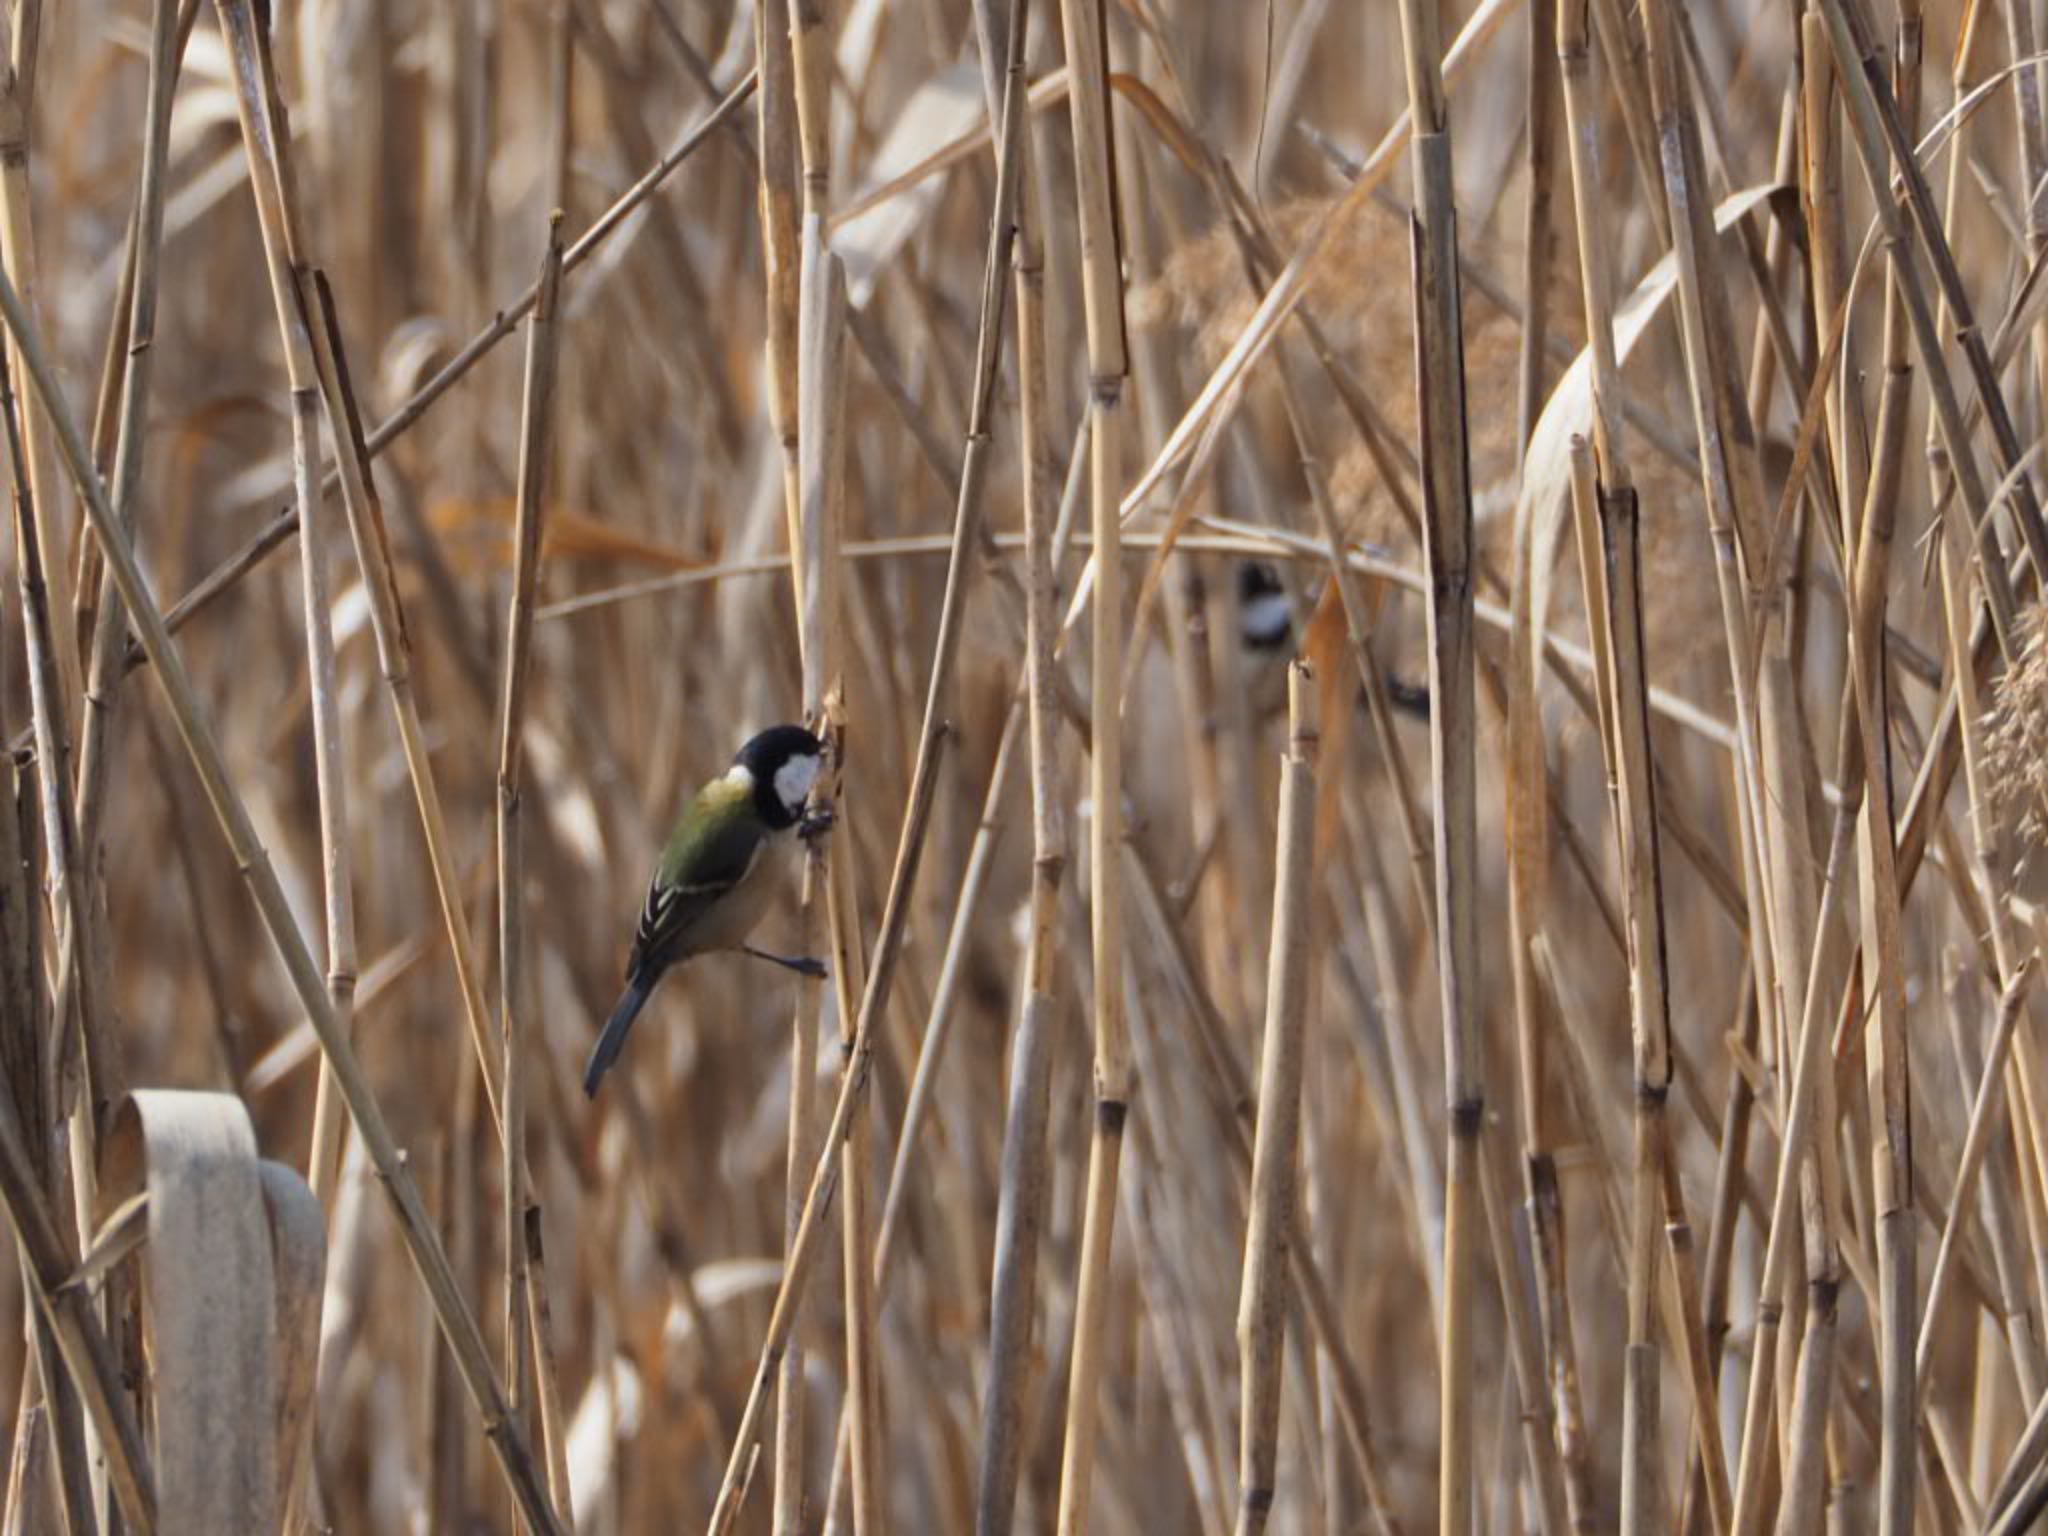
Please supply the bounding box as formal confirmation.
[584,977,653,1098]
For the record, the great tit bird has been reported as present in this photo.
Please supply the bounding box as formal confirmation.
[583,723,828,1098]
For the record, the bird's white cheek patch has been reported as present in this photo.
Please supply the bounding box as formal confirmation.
[775,753,821,816]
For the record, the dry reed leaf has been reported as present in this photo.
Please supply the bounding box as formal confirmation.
[1515,181,1780,541]
[1507,182,1780,788]
[425,496,708,573]
[834,61,986,306]
[1302,575,1358,859]
[98,1089,324,1536]
[568,1355,644,1525]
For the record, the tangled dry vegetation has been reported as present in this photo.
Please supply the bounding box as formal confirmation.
[9,0,2048,1533]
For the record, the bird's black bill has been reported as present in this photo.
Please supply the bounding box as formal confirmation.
[584,977,653,1098]
[742,945,827,979]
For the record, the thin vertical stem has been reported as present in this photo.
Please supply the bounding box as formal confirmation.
[972,3,1066,1533]
[1390,0,1482,1529]
[1052,0,1131,1531]
[1233,664,1319,1536]
[496,214,565,1521]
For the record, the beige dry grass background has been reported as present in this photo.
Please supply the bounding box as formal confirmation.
[4,0,2048,1533]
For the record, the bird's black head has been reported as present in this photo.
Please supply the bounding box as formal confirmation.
[1236,560,1294,651]
[734,724,825,830]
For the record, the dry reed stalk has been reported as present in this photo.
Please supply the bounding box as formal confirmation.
[1937,450,2048,1419]
[1518,0,1557,454]
[0,353,116,1536]
[1775,73,1868,1536]
[288,308,356,1217]
[196,0,358,1227]
[1635,7,1843,1526]
[521,1208,574,1525]
[1503,102,1569,1526]
[779,0,884,1526]
[705,16,1030,1521]
[1049,0,1132,1531]
[0,1,70,715]
[0,1050,152,1533]
[495,213,565,1519]
[1547,7,1634,1523]
[0,742,58,1536]
[1124,831,1405,1535]
[28,6,176,1516]
[0,388,77,1152]
[220,0,362,1522]
[750,5,812,1529]
[1589,452,1685,1536]
[1232,663,1317,1536]
[0,314,145,1536]
[1846,92,1917,1536]
[210,0,513,1156]
[971,4,1068,1533]
[1919,962,2038,1394]
[0,222,564,1536]
[1388,0,1483,1532]
[1822,0,2048,575]
[72,66,760,715]
[51,0,180,1183]
[1931,52,2048,1409]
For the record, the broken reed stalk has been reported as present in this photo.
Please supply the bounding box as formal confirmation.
[496,213,565,1476]
[1052,0,1132,1531]
[1388,0,1483,1530]
[1595,468,1680,1536]
[1555,2,1700,1518]
[0,226,565,1536]
[1232,663,1317,1536]
[1547,7,1632,1526]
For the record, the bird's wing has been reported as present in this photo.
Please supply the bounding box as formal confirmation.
[627,779,765,977]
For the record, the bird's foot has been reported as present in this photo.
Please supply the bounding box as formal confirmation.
[797,804,837,845]
[743,944,828,979]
